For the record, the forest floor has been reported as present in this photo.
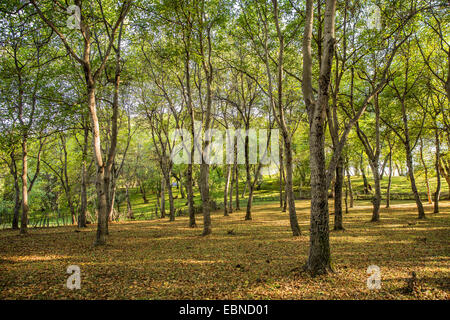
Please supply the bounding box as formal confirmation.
[0,200,449,300]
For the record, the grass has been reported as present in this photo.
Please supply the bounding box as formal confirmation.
[125,174,450,220]
[0,200,449,299]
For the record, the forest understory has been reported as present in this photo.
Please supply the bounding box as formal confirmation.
[1,200,448,300]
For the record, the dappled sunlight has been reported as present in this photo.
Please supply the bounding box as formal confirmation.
[1,200,448,299]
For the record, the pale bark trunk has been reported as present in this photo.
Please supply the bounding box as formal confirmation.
[90,86,108,246]
[386,141,393,208]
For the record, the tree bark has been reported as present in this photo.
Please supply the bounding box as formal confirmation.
[126,184,134,219]
[284,138,301,236]
[386,149,393,209]
[302,0,336,274]
[20,136,29,234]
[434,128,441,213]
[224,164,231,216]
[419,138,433,204]
[9,151,21,230]
[400,100,425,219]
[78,124,89,228]
[166,169,175,222]
[333,157,344,230]
[89,86,109,246]
[160,177,166,218]
[346,167,354,208]
[244,131,252,220]
[279,142,284,208]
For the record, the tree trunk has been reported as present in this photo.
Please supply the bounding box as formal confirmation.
[244,133,252,220]
[370,161,381,222]
[333,156,344,230]
[302,0,336,275]
[224,164,231,216]
[167,170,175,222]
[284,138,301,236]
[9,151,20,230]
[139,182,148,203]
[401,100,425,219]
[200,162,211,235]
[235,163,240,210]
[307,119,331,274]
[90,86,108,246]
[419,138,432,204]
[20,137,29,234]
[126,184,134,219]
[229,163,233,213]
[279,142,284,208]
[160,178,166,218]
[78,125,89,228]
[386,149,393,208]
[360,154,369,194]
[434,128,441,213]
[346,167,354,208]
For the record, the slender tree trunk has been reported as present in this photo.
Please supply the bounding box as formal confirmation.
[279,142,284,208]
[284,138,301,236]
[160,177,166,218]
[244,132,252,220]
[186,164,196,226]
[333,157,344,230]
[126,184,134,219]
[89,86,108,246]
[346,167,354,208]
[360,154,369,194]
[229,163,234,213]
[200,161,211,235]
[178,176,185,198]
[167,169,175,222]
[419,138,432,204]
[344,177,348,214]
[370,161,381,222]
[20,137,28,234]
[78,125,89,228]
[401,101,425,219]
[235,162,240,210]
[9,151,20,230]
[434,128,441,213]
[224,164,231,216]
[386,150,393,208]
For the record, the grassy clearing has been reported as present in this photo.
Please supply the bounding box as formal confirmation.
[0,200,449,300]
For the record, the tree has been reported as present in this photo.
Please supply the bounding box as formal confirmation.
[31,0,132,245]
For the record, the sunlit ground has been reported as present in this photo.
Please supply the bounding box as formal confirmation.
[1,200,449,299]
